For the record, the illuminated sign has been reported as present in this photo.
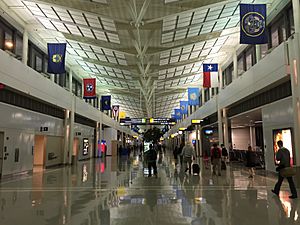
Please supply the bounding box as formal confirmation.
[191,119,203,124]
[120,118,176,125]
[179,127,186,131]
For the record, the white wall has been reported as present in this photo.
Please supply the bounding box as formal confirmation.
[45,136,63,167]
[231,128,251,150]
[103,128,118,156]
[74,123,95,161]
[262,97,294,172]
[0,102,64,176]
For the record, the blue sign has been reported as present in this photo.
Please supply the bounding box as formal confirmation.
[180,101,188,115]
[47,43,66,74]
[188,88,200,106]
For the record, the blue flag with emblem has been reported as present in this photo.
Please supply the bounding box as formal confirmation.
[188,88,200,106]
[47,43,67,74]
[174,109,182,120]
[240,4,268,44]
[180,101,188,115]
[101,96,111,111]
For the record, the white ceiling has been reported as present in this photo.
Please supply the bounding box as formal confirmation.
[1,0,273,118]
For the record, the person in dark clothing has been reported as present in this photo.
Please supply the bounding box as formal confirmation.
[246,146,256,178]
[178,142,185,165]
[272,140,297,199]
[211,143,222,176]
[173,146,179,164]
[221,144,228,161]
[146,144,158,178]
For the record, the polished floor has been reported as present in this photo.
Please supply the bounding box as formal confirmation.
[0,152,299,225]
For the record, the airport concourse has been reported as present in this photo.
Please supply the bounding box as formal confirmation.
[1,0,300,224]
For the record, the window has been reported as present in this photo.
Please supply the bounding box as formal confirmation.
[260,44,268,58]
[35,54,43,72]
[204,89,210,102]
[237,55,245,76]
[245,46,256,70]
[77,82,82,97]
[224,64,233,86]
[4,30,13,52]
[72,79,76,94]
[15,34,22,59]
[288,7,295,35]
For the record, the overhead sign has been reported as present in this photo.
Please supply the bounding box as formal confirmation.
[191,119,203,124]
[120,118,176,125]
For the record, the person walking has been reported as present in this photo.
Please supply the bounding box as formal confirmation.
[211,143,222,176]
[181,142,196,174]
[246,146,256,178]
[272,140,297,199]
[178,142,185,165]
[221,144,228,162]
[145,144,158,178]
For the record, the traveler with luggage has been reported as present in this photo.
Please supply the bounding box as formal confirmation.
[246,146,256,178]
[145,144,158,178]
[181,142,196,174]
[211,143,222,176]
[272,140,297,199]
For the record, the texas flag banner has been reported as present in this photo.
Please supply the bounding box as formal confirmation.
[203,64,219,88]
[83,78,96,99]
[240,4,268,44]
[47,43,66,74]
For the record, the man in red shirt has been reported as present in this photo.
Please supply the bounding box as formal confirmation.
[211,143,222,176]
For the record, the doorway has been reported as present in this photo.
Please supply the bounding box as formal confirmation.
[33,135,46,172]
[0,132,4,177]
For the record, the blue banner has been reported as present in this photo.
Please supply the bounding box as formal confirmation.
[240,4,268,44]
[47,43,66,74]
[101,96,111,111]
[174,109,182,120]
[180,101,188,115]
[188,88,200,106]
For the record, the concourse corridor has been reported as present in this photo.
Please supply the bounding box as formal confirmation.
[0,153,299,225]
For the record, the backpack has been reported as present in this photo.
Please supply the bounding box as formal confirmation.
[213,147,221,158]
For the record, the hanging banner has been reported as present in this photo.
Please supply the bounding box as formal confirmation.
[188,88,200,106]
[47,43,66,74]
[240,4,268,44]
[101,96,111,111]
[119,111,126,119]
[83,78,96,99]
[180,101,188,115]
[112,105,120,120]
[203,64,219,88]
[174,109,182,120]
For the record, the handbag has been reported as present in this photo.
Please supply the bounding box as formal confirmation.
[280,167,297,177]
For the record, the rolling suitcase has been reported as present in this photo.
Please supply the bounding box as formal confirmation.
[192,163,200,175]
[221,160,226,170]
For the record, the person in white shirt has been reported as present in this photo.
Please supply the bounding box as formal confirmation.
[181,142,196,174]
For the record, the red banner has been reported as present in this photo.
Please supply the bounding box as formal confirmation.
[83,78,96,98]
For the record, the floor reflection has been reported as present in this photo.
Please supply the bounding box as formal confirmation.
[0,153,299,225]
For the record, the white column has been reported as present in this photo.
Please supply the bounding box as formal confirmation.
[68,95,75,164]
[233,51,238,80]
[223,109,230,149]
[199,126,203,157]
[50,74,55,82]
[249,126,256,149]
[69,70,73,92]
[292,0,300,34]
[218,108,224,145]
[63,109,70,164]
[219,66,223,89]
[288,34,300,165]
[22,29,29,65]
[256,45,261,62]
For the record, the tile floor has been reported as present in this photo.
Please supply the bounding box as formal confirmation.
[0,152,299,225]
